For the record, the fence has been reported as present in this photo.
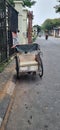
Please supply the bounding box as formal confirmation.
[0,0,18,63]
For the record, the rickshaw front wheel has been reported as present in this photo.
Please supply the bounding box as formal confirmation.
[15,56,19,79]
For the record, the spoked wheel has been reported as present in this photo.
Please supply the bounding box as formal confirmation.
[15,56,19,79]
[38,57,43,78]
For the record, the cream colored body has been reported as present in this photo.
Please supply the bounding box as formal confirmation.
[17,53,38,73]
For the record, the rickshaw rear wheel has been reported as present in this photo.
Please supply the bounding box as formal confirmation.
[39,57,43,78]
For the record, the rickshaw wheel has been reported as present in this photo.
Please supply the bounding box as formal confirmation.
[39,57,43,78]
[15,56,19,79]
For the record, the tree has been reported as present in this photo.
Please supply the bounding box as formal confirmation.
[54,0,60,13]
[42,19,53,31]
[42,18,60,31]
[23,0,36,8]
[8,0,36,8]
[33,25,41,35]
[52,18,60,27]
[8,0,14,6]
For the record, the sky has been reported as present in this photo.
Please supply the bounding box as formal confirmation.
[29,0,60,25]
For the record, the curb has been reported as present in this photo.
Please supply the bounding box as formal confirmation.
[0,78,16,130]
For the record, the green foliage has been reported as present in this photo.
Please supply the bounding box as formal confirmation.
[0,60,10,73]
[33,25,41,34]
[23,0,36,8]
[32,35,37,42]
[54,0,60,13]
[8,0,36,8]
[52,18,60,26]
[42,19,53,31]
[8,0,14,7]
[42,18,60,31]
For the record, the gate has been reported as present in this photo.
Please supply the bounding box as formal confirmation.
[0,0,18,63]
[0,0,7,62]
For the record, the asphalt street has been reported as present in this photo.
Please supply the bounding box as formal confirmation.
[6,36,60,130]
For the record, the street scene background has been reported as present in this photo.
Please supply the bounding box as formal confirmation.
[0,0,60,130]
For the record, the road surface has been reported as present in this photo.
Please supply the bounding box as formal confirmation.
[6,36,60,130]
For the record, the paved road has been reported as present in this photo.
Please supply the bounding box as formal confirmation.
[6,36,60,130]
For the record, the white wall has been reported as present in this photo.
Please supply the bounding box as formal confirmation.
[14,1,28,44]
[22,9,28,44]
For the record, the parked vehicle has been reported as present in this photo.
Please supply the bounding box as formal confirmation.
[14,43,43,78]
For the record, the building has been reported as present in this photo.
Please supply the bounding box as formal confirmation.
[53,27,60,37]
